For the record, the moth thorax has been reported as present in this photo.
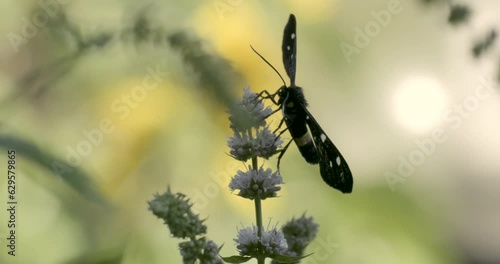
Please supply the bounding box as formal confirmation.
[277,86,288,104]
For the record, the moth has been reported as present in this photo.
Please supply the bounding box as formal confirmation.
[253,14,353,193]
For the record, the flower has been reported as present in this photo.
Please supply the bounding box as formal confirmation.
[261,228,288,255]
[228,88,273,132]
[227,88,282,162]
[179,240,199,264]
[180,238,223,264]
[229,166,283,200]
[148,188,207,239]
[200,240,223,264]
[235,226,287,257]
[272,215,319,263]
[235,227,260,255]
[227,127,282,161]
[252,128,283,159]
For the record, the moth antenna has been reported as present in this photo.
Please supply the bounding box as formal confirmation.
[250,45,287,87]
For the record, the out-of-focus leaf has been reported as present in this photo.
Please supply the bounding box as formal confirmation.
[448,5,471,25]
[270,253,311,263]
[168,31,241,107]
[64,248,124,264]
[0,135,105,203]
[472,29,497,58]
[221,255,253,263]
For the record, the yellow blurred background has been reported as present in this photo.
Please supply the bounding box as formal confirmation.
[0,0,499,263]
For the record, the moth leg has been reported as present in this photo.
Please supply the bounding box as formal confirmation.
[274,128,290,148]
[264,107,281,119]
[248,90,279,115]
[257,90,280,105]
[272,116,286,134]
[277,138,293,172]
[271,115,293,145]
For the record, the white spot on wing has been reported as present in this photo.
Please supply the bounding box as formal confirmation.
[306,116,310,120]
[291,33,296,39]
[329,161,333,167]
[287,46,290,51]
[336,157,341,165]
[320,134,326,142]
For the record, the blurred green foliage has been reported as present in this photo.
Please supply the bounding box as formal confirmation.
[0,1,498,263]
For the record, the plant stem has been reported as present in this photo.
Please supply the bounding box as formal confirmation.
[249,128,264,264]
[254,190,264,262]
[252,156,263,238]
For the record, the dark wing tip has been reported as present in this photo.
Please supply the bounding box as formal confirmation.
[282,14,297,85]
[326,171,353,194]
[341,180,353,194]
[339,169,353,194]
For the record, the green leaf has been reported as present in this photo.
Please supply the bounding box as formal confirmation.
[0,135,105,203]
[269,252,313,263]
[218,243,224,251]
[221,255,253,263]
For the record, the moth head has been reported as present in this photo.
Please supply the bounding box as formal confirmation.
[277,85,288,104]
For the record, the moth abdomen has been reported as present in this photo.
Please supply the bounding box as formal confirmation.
[296,139,319,164]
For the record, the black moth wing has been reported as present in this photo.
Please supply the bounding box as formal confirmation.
[282,14,297,86]
[302,105,353,193]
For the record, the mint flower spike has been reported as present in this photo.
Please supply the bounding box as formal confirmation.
[148,188,207,239]
[228,87,273,132]
[227,87,282,162]
[228,127,283,161]
[201,240,223,263]
[225,225,308,264]
[229,166,284,200]
[272,215,319,264]
[234,226,288,258]
[148,188,224,263]
[180,238,223,264]
[252,127,283,159]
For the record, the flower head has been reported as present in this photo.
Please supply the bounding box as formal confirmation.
[228,88,273,132]
[235,226,287,257]
[179,239,200,264]
[148,188,207,239]
[200,240,223,264]
[229,166,283,200]
[228,127,282,161]
[180,238,223,264]
[273,214,318,262]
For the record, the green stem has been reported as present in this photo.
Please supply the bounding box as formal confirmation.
[249,128,264,264]
[254,191,264,263]
[254,196,263,237]
[252,156,263,238]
